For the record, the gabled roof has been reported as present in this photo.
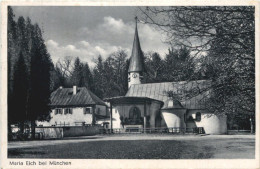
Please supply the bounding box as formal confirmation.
[128,17,145,73]
[50,87,106,108]
[126,80,211,109]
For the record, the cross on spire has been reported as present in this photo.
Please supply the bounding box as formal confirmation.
[135,16,138,25]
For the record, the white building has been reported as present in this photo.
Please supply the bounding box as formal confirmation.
[37,86,108,127]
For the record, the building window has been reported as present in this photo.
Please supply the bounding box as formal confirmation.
[196,112,201,122]
[55,108,62,115]
[84,107,91,114]
[64,108,73,115]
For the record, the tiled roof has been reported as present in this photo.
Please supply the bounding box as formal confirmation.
[50,87,106,107]
[126,80,211,109]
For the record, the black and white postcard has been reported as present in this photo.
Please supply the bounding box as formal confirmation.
[0,0,259,168]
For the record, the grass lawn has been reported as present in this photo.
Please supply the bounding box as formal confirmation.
[8,136,255,159]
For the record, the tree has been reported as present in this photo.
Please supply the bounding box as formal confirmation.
[12,52,29,133]
[8,6,18,138]
[163,47,194,81]
[17,17,26,52]
[29,24,52,139]
[92,50,129,99]
[71,57,84,87]
[54,56,74,88]
[107,50,128,96]
[140,6,255,131]
[103,56,115,98]
[143,52,164,83]
[93,55,105,98]
[143,48,194,83]
[82,62,94,90]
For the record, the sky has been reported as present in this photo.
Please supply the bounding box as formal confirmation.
[12,6,169,67]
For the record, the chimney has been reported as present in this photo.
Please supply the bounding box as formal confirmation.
[59,86,63,89]
[73,86,77,95]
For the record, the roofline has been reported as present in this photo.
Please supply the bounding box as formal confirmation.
[161,107,186,110]
[104,96,164,107]
[49,103,107,108]
[50,86,107,107]
[129,79,211,86]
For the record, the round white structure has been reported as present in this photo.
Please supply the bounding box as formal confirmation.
[186,110,227,134]
[198,113,227,134]
[161,99,186,132]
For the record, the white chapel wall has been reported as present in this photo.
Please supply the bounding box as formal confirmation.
[161,109,186,129]
[186,109,227,134]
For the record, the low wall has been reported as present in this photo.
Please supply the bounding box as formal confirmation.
[63,126,103,137]
[36,127,63,139]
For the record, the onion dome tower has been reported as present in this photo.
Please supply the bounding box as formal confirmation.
[128,17,145,88]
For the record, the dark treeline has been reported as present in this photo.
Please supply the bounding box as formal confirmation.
[8,7,52,139]
[53,46,200,100]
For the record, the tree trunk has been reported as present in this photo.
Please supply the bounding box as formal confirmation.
[31,120,36,139]
[92,106,96,125]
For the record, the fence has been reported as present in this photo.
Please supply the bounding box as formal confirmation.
[227,129,253,135]
[9,125,102,140]
[99,127,205,134]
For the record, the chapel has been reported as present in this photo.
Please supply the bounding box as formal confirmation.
[105,18,227,134]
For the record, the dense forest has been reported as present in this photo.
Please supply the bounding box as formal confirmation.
[8,6,255,137]
[53,46,198,99]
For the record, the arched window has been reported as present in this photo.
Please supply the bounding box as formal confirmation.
[196,112,201,122]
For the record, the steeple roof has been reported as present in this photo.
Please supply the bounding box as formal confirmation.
[128,17,145,73]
